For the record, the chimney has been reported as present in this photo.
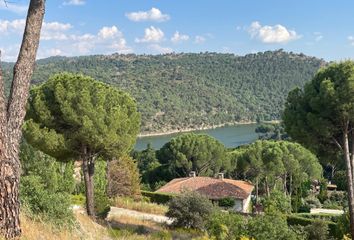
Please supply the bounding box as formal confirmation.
[217,173,224,180]
[189,171,196,178]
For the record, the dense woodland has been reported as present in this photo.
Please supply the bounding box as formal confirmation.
[2,50,324,133]
[2,62,351,240]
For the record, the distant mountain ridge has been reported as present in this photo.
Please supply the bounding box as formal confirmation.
[2,50,325,133]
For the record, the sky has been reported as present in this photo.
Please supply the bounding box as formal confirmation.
[0,0,354,61]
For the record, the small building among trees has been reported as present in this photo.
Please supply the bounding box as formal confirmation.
[156,172,254,213]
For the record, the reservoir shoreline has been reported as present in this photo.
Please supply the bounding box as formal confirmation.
[137,120,280,138]
[135,123,264,151]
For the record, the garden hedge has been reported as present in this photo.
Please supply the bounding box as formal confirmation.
[287,214,338,238]
[141,191,175,204]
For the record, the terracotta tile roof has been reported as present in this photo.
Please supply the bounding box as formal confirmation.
[156,176,254,200]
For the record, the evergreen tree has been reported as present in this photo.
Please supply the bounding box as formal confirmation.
[283,61,354,238]
[23,73,140,216]
[157,133,227,178]
[107,155,141,198]
[0,0,45,237]
[230,141,322,198]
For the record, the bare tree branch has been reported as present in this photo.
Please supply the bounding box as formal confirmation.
[332,137,343,150]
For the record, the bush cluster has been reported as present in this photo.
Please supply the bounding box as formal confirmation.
[166,191,215,229]
[19,142,75,227]
[141,190,175,204]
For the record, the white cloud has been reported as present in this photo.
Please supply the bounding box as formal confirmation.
[0,20,133,60]
[194,35,206,44]
[43,22,72,31]
[126,7,170,22]
[0,19,73,41]
[148,44,173,54]
[98,26,120,39]
[0,1,27,15]
[315,35,323,42]
[348,36,354,46]
[70,33,95,41]
[70,25,132,54]
[0,44,20,61]
[171,31,189,43]
[63,0,86,6]
[39,48,62,57]
[0,19,26,34]
[135,26,164,43]
[314,32,323,42]
[41,32,68,41]
[41,22,73,40]
[248,21,301,44]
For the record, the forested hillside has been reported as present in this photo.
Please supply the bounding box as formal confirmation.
[2,50,325,133]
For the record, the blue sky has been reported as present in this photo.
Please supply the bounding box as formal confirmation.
[0,0,353,61]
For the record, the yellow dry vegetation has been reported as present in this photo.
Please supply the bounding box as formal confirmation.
[113,197,168,215]
[19,209,171,240]
[20,210,111,240]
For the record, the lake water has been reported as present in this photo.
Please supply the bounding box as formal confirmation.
[135,124,259,150]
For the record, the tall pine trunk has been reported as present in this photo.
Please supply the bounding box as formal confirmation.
[0,1,45,238]
[343,126,354,239]
[265,176,270,197]
[82,146,95,216]
[0,148,21,238]
[255,177,259,203]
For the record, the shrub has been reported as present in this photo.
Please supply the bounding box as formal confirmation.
[302,195,322,209]
[248,215,301,240]
[107,155,141,198]
[327,191,347,209]
[92,160,110,217]
[20,175,74,227]
[218,197,236,208]
[152,180,168,191]
[94,190,111,217]
[71,194,85,206]
[294,213,340,223]
[333,170,347,191]
[304,219,329,240]
[336,212,350,239]
[286,215,337,238]
[141,190,175,204]
[166,191,215,229]
[206,212,247,240]
[322,200,343,210]
[19,143,75,227]
[262,190,292,214]
[318,180,329,203]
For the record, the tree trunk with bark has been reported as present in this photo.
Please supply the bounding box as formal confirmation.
[265,176,270,197]
[255,177,259,203]
[0,1,45,238]
[343,125,354,239]
[289,174,292,197]
[82,146,95,216]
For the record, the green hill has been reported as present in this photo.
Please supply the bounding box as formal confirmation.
[2,50,325,133]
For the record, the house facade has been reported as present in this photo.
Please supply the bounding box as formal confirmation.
[156,173,254,213]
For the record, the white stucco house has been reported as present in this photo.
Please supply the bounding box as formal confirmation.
[156,172,254,213]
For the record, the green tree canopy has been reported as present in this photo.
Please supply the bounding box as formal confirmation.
[23,73,140,216]
[157,133,227,178]
[132,143,161,184]
[230,140,322,200]
[282,61,354,238]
